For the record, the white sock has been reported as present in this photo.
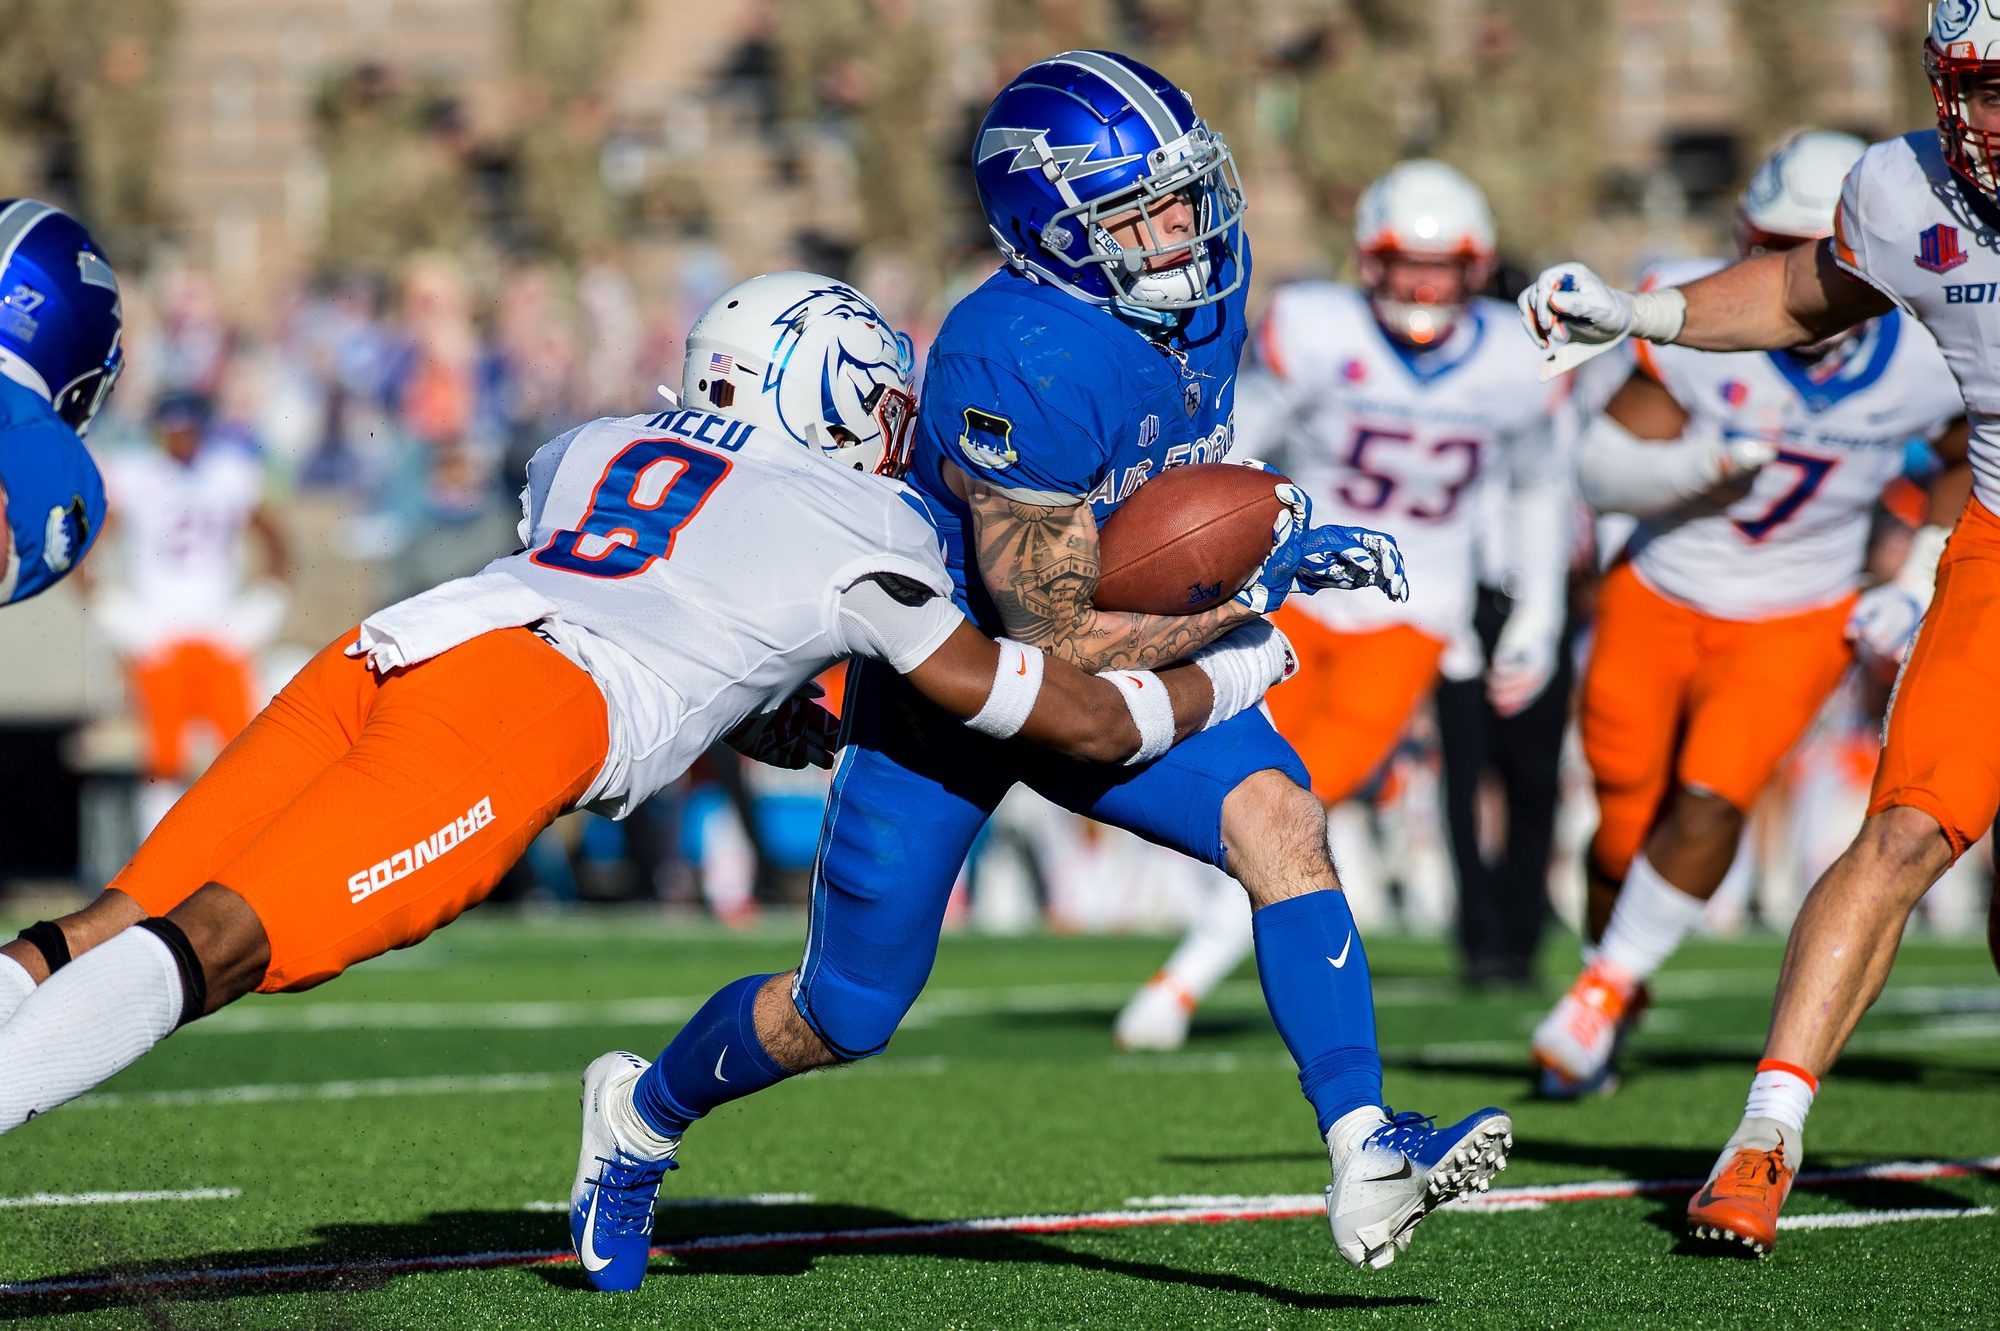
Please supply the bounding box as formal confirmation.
[1325,1104,1390,1172]
[1159,866,1254,1001]
[608,1073,680,1161]
[1596,852,1707,984]
[0,954,35,1026]
[1743,1060,1817,1137]
[0,929,185,1133]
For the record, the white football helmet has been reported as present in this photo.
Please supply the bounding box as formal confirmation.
[1735,129,1867,254]
[1929,0,2000,200]
[1353,160,1497,347]
[682,272,918,477]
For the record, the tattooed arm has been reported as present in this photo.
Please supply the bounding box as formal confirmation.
[955,462,1256,672]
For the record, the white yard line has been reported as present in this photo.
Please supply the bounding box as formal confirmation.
[522,1193,816,1213]
[0,1188,239,1209]
[3,1157,1995,1299]
[1778,1206,1995,1230]
[75,1073,567,1108]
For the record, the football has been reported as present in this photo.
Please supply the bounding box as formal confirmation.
[1094,462,1287,615]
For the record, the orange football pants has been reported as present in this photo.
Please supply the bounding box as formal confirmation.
[1582,563,1854,881]
[128,639,256,780]
[1870,496,2000,857]
[1265,608,1443,802]
[109,627,607,992]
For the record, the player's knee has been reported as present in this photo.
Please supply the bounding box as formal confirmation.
[161,883,271,1015]
[792,968,910,1062]
[1852,806,1956,887]
[1660,787,1744,849]
[1220,770,1332,898]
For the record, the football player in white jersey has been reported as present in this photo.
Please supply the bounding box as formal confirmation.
[1518,6,2000,1252]
[1116,161,1570,1051]
[0,273,1300,1162]
[1530,130,1969,1099]
[93,392,292,829]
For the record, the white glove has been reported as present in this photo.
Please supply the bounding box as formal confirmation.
[1847,523,1950,679]
[1846,584,1925,680]
[1190,619,1299,729]
[1485,610,1560,718]
[1518,263,1687,382]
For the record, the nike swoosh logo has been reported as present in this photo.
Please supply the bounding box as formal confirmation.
[1328,932,1353,969]
[577,1187,612,1272]
[1364,1157,1413,1183]
[714,1046,729,1081]
[1016,657,1028,676]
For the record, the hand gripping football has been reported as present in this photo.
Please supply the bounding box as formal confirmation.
[1094,463,1290,615]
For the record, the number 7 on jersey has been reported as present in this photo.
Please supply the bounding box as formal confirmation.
[533,439,732,579]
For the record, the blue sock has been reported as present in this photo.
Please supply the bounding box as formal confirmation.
[632,973,793,1137]
[1252,891,1384,1136]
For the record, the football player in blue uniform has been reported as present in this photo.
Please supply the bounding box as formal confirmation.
[0,201,120,606]
[575,52,1513,1288]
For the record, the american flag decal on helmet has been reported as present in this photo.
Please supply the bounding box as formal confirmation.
[1916,223,1969,274]
[709,352,735,375]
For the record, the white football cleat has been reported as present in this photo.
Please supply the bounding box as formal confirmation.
[571,1051,678,1292]
[1113,974,1195,1052]
[1530,960,1648,1096]
[1325,1106,1513,1268]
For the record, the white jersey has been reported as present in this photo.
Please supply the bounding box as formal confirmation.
[99,440,275,652]
[1248,284,1566,674]
[1625,257,1963,620]
[355,409,960,817]
[1835,130,2000,514]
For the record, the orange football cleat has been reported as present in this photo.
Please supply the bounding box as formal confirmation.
[1687,1141,1795,1255]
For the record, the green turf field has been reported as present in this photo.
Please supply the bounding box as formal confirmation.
[0,909,1996,1329]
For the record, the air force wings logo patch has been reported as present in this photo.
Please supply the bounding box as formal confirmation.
[958,407,1017,470]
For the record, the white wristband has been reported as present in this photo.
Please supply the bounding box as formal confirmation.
[965,638,1044,740]
[1105,669,1175,765]
[1630,287,1687,344]
[1896,523,1951,598]
[1189,621,1298,728]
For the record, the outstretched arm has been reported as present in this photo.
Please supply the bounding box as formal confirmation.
[1672,241,1894,352]
[1520,240,1895,371]
[958,463,1255,672]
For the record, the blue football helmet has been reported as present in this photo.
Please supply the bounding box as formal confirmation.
[973,50,1244,313]
[0,201,123,436]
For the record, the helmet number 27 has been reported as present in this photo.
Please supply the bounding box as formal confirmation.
[532,438,732,579]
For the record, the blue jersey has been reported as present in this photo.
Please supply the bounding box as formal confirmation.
[906,255,1249,634]
[0,375,102,605]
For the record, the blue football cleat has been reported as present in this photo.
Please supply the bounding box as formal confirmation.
[1325,1106,1513,1268]
[571,1051,677,1292]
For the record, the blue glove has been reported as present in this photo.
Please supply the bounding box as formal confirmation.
[1233,480,1311,613]
[1297,524,1409,602]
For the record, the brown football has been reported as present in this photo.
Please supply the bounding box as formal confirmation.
[1094,462,1286,615]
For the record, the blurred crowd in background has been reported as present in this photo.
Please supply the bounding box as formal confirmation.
[0,0,1982,971]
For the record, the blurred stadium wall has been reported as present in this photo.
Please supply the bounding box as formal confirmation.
[0,0,1942,888]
